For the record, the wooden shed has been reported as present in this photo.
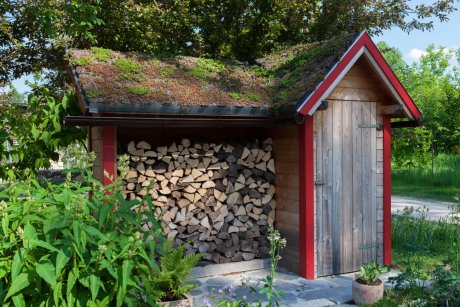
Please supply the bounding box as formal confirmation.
[66,32,422,279]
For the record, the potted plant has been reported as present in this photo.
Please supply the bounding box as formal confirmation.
[352,261,390,305]
[154,240,202,306]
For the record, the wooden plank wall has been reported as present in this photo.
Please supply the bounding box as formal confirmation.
[314,57,387,277]
[91,127,104,182]
[272,126,300,273]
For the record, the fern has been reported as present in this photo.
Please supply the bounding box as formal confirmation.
[154,240,201,300]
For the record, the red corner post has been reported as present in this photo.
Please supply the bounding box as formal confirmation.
[102,126,117,186]
[299,116,315,279]
[383,117,392,265]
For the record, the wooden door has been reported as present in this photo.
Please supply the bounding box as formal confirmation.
[314,100,378,276]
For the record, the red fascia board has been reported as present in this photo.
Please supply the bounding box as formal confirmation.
[298,117,315,279]
[297,32,422,120]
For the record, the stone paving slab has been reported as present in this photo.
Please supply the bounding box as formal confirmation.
[190,268,399,306]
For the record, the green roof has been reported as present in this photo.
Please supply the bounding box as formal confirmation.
[68,33,358,116]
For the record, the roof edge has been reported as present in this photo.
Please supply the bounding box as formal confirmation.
[296,31,422,120]
[89,101,274,117]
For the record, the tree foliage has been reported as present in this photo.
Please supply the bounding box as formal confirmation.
[1,0,458,84]
[0,84,86,179]
[378,41,460,169]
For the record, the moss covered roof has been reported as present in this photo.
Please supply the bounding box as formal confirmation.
[69,33,358,116]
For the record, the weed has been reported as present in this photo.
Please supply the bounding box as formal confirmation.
[159,67,174,78]
[188,67,210,79]
[229,92,242,100]
[70,55,95,66]
[251,66,270,77]
[128,86,151,95]
[91,47,113,61]
[196,58,225,73]
[279,77,295,88]
[277,91,289,101]
[246,93,261,101]
[85,88,101,99]
[115,58,142,74]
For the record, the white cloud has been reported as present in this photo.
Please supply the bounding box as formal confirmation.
[407,48,427,60]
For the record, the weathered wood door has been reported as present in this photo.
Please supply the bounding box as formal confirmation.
[314,100,378,276]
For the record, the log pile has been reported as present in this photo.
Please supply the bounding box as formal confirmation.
[121,138,276,264]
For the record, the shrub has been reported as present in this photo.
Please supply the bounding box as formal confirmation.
[0,155,198,306]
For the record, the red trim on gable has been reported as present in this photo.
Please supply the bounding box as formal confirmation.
[299,117,315,279]
[102,126,116,186]
[383,117,392,265]
[297,32,422,120]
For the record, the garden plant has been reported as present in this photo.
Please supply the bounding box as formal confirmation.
[0,154,200,306]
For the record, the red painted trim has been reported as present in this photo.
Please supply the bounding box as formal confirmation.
[383,117,392,265]
[298,32,422,120]
[299,117,315,279]
[102,126,116,186]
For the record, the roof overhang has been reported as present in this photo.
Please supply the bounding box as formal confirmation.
[296,32,422,120]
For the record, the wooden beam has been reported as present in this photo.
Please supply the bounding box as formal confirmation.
[391,120,423,128]
[379,105,403,115]
[102,126,117,186]
[298,116,315,279]
[383,117,392,265]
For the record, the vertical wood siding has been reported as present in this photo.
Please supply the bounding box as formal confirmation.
[273,126,300,273]
[314,58,387,277]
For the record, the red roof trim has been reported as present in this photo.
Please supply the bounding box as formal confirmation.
[297,32,422,119]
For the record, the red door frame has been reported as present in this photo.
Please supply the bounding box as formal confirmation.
[383,117,392,265]
[299,116,315,279]
[102,126,117,186]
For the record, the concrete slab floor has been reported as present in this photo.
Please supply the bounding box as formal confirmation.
[190,268,398,306]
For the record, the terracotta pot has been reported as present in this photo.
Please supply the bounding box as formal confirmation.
[352,279,384,305]
[156,294,193,307]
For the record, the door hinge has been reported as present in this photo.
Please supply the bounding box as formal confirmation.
[358,123,382,130]
[315,181,325,186]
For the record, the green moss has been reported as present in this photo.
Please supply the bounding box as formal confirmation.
[279,77,295,88]
[197,58,226,73]
[150,59,162,67]
[115,58,144,80]
[229,92,242,100]
[91,47,113,61]
[246,93,261,101]
[70,55,95,66]
[277,91,289,101]
[128,86,151,95]
[86,89,101,99]
[188,67,210,79]
[159,67,174,78]
[115,58,142,74]
[250,66,270,77]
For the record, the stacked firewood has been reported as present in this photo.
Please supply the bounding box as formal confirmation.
[121,138,276,263]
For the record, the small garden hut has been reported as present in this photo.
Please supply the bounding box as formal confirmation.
[66,32,422,279]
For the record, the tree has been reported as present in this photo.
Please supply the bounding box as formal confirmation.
[378,41,460,168]
[0,84,86,179]
[1,0,458,84]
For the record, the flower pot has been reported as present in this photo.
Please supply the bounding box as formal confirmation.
[156,294,193,307]
[352,279,384,305]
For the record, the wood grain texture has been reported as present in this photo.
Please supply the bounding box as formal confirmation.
[273,126,300,273]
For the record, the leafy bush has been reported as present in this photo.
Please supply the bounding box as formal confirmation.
[0,155,199,306]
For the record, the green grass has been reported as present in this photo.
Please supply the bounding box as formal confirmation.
[392,153,460,202]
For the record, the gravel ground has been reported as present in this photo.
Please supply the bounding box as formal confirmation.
[392,196,458,220]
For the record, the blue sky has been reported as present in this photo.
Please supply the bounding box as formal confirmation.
[376,1,460,63]
[9,1,460,94]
